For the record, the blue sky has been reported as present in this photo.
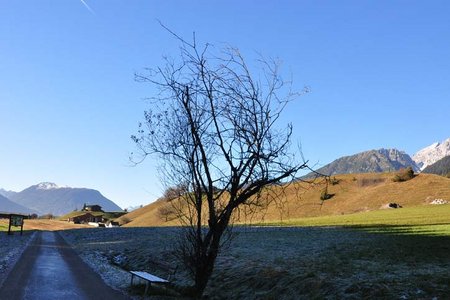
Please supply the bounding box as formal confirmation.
[1,1,449,208]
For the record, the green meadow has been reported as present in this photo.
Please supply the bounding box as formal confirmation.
[262,204,450,230]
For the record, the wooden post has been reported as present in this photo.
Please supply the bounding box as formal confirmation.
[8,214,12,235]
[144,281,149,295]
[20,217,24,235]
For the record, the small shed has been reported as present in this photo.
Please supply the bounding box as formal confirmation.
[106,221,120,228]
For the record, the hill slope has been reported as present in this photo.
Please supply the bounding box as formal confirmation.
[118,173,450,227]
[422,156,450,177]
[310,148,418,176]
[10,182,123,216]
[0,194,36,214]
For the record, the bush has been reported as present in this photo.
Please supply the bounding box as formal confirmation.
[39,213,54,219]
[392,167,415,182]
[161,185,187,201]
[320,187,334,200]
[330,176,340,185]
[158,204,177,222]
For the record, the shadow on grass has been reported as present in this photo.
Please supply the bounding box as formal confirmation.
[127,283,183,299]
[343,223,450,262]
[347,223,450,236]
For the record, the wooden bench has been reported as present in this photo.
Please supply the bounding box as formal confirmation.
[129,270,170,295]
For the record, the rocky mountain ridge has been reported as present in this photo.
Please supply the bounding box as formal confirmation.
[308,137,450,177]
[310,148,419,177]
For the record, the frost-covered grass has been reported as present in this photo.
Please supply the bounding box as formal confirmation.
[0,230,35,288]
[61,225,450,299]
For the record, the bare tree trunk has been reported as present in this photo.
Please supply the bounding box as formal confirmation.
[192,229,224,297]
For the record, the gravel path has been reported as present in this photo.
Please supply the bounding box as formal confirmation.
[0,231,35,289]
[59,229,137,295]
[0,231,129,299]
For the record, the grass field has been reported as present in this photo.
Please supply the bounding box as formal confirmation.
[263,204,450,227]
[0,219,22,233]
[0,219,91,232]
[0,222,8,231]
[61,204,450,299]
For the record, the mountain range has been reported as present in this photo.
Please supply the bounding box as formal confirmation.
[308,138,450,177]
[0,188,17,199]
[311,148,419,176]
[0,182,122,216]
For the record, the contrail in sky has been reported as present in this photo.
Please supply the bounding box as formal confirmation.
[80,0,95,15]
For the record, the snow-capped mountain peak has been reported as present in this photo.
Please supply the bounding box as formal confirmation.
[35,182,67,190]
[413,138,450,170]
[9,183,123,215]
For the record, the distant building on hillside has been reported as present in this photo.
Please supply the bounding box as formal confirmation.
[69,212,103,224]
[82,204,103,212]
[65,204,125,226]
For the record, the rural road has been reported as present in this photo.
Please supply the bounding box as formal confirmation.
[0,231,129,299]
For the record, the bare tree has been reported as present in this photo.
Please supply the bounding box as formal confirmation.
[160,184,188,201]
[132,33,309,297]
[157,203,177,222]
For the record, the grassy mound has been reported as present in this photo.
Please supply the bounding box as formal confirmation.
[118,173,450,227]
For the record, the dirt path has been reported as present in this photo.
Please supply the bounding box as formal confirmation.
[0,231,129,299]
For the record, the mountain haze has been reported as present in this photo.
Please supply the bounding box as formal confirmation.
[0,188,17,199]
[310,148,419,176]
[9,182,123,216]
[0,194,36,214]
